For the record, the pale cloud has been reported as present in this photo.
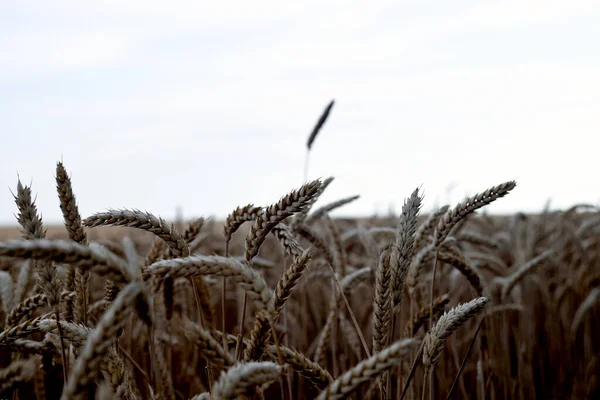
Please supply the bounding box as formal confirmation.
[0,1,598,224]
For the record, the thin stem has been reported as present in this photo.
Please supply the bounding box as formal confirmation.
[400,340,425,400]
[235,293,249,360]
[429,250,439,332]
[331,278,339,378]
[54,309,69,385]
[327,263,371,358]
[269,317,292,400]
[120,344,151,385]
[446,318,485,400]
[429,250,439,400]
[387,315,397,396]
[222,240,230,353]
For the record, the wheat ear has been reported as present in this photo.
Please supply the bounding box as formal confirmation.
[294,176,335,225]
[56,161,87,304]
[422,297,489,374]
[224,204,262,242]
[245,179,323,262]
[184,319,235,367]
[271,223,305,259]
[264,344,333,389]
[316,338,417,400]
[372,248,392,354]
[245,250,311,361]
[434,181,517,247]
[212,361,281,400]
[13,180,69,382]
[391,188,423,311]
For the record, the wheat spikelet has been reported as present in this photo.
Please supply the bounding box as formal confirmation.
[294,176,335,225]
[6,291,76,326]
[183,216,206,244]
[434,181,517,247]
[372,248,392,354]
[272,249,312,318]
[271,223,305,259]
[245,251,311,360]
[100,349,137,400]
[307,99,335,150]
[12,181,62,305]
[55,162,87,244]
[0,314,49,344]
[316,338,416,400]
[212,361,281,400]
[245,179,323,261]
[391,188,422,311]
[56,161,87,310]
[423,297,489,374]
[224,204,262,242]
[264,344,333,389]
[244,311,272,361]
[184,319,235,367]
[13,180,70,381]
[13,180,46,240]
[144,237,167,266]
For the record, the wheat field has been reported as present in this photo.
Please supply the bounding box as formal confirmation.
[0,105,598,400]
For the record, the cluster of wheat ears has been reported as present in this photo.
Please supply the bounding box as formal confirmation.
[0,103,599,400]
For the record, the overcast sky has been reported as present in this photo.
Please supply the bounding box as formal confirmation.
[1,1,599,225]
